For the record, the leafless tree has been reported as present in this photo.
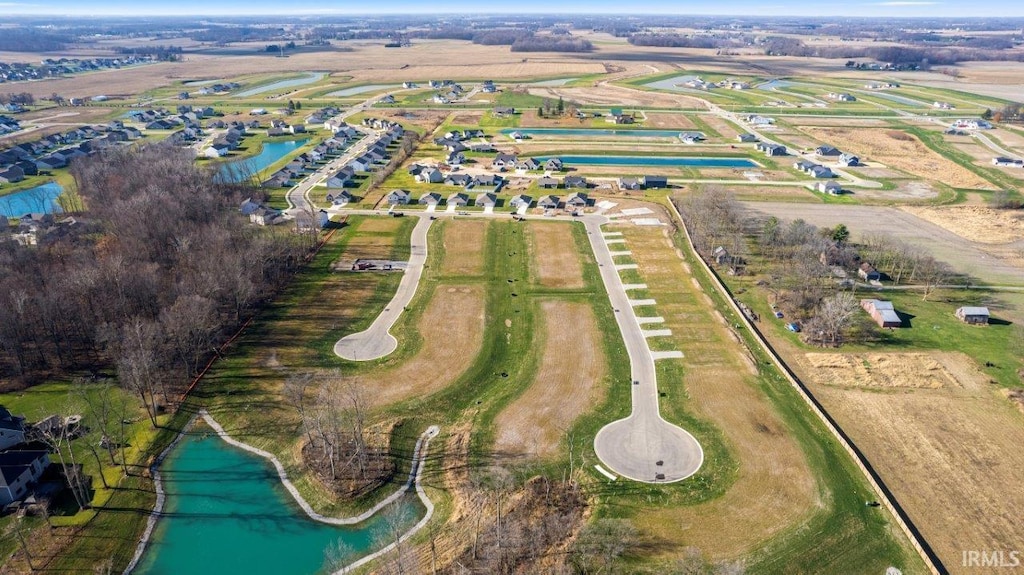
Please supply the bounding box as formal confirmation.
[807,292,859,346]
[116,317,163,427]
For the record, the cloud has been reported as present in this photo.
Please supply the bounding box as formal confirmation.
[873,1,939,4]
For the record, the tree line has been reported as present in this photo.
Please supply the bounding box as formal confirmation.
[0,146,311,416]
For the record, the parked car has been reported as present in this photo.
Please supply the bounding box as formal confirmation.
[785,322,801,333]
[774,311,784,319]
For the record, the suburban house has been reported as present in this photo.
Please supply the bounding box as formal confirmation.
[756,142,787,156]
[445,173,472,187]
[537,177,560,189]
[858,262,881,282]
[327,190,353,206]
[737,133,758,143]
[619,177,641,190]
[239,198,261,216]
[679,131,705,144]
[826,92,856,102]
[350,155,376,172]
[565,192,589,208]
[475,192,498,208]
[0,167,25,184]
[815,145,842,157]
[538,195,560,209]
[447,192,469,207]
[492,153,517,170]
[386,190,411,205]
[510,194,533,209]
[447,151,465,165]
[955,306,990,325]
[516,158,540,171]
[608,108,634,124]
[0,449,51,506]
[416,167,444,184]
[745,115,775,126]
[952,119,992,130]
[838,153,861,167]
[204,143,231,158]
[563,175,588,189]
[545,158,563,171]
[817,181,842,195]
[810,165,835,178]
[493,106,515,117]
[331,165,360,188]
[643,175,668,189]
[508,131,528,141]
[861,299,902,328]
[418,192,443,206]
[933,101,954,110]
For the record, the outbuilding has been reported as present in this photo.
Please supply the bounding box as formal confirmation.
[955,306,990,325]
[861,299,902,328]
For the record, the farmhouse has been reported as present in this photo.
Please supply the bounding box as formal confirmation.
[861,299,902,328]
[858,262,881,281]
[955,306,990,325]
[815,145,842,157]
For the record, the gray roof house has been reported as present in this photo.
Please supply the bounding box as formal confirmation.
[545,158,563,171]
[756,142,787,156]
[510,194,533,209]
[0,449,50,506]
[386,190,411,205]
[537,195,560,209]
[419,192,443,205]
[492,153,517,169]
[536,176,559,189]
[563,175,587,189]
[445,173,472,187]
[447,192,469,206]
[416,167,444,184]
[737,133,758,143]
[619,177,641,190]
[565,192,589,208]
[475,192,498,208]
[643,175,668,189]
[838,153,860,167]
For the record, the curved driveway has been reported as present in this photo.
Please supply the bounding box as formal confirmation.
[334,214,432,361]
[585,216,704,483]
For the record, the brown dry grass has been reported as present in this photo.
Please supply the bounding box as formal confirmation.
[617,216,820,560]
[642,112,697,130]
[528,221,586,289]
[439,219,488,276]
[801,358,1024,575]
[338,284,485,408]
[799,126,994,189]
[494,301,606,459]
[903,206,1024,244]
[804,352,985,389]
[698,113,741,139]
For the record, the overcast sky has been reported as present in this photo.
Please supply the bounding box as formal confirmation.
[1,0,1021,17]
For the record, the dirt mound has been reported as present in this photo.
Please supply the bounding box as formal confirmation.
[903,206,1024,245]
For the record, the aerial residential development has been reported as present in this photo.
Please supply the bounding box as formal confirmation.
[0,5,1022,575]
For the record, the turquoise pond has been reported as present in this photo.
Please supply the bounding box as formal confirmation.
[134,432,423,575]
[535,155,757,168]
[327,84,399,97]
[501,128,692,138]
[234,73,326,98]
[0,182,64,217]
[217,139,308,182]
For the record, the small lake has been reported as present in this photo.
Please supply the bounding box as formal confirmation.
[327,84,399,97]
[530,77,578,87]
[864,91,929,107]
[134,431,423,575]
[535,155,757,168]
[0,182,64,218]
[757,79,795,91]
[502,128,689,139]
[643,75,705,93]
[217,138,308,183]
[234,73,326,98]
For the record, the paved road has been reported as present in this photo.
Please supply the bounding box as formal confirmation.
[584,217,704,483]
[333,213,432,361]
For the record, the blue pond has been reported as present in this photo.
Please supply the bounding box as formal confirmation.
[0,182,64,218]
[535,155,757,168]
[328,84,399,97]
[234,73,326,97]
[134,432,423,575]
[643,75,704,93]
[502,128,690,139]
[217,139,308,183]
